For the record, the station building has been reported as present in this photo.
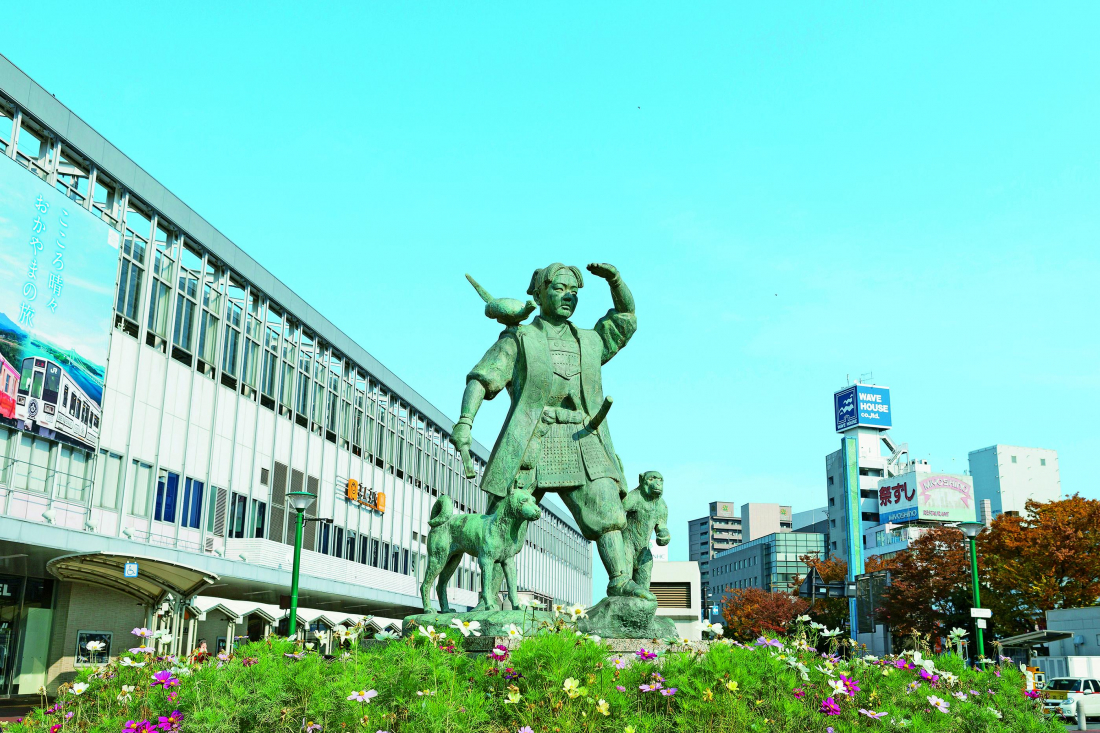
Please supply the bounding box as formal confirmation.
[0,56,591,695]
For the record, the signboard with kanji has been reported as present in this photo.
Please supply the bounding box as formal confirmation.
[877,472,976,524]
[0,155,117,451]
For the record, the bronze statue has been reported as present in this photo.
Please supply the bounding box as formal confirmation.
[452,263,655,602]
[622,471,670,594]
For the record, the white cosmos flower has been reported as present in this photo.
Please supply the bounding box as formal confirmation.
[71,682,89,695]
[450,618,482,637]
[505,623,522,638]
[569,604,588,620]
[828,679,848,696]
[85,640,106,652]
[120,658,145,668]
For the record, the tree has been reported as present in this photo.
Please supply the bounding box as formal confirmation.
[792,553,898,632]
[982,494,1100,622]
[794,554,849,631]
[876,525,979,641]
[719,587,809,641]
[877,495,1100,645]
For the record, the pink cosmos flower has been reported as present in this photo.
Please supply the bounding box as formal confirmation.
[635,648,657,661]
[840,674,861,695]
[793,688,805,699]
[661,688,678,697]
[616,685,626,692]
[820,697,841,716]
[613,657,627,669]
[927,695,950,713]
[859,709,887,719]
[518,728,535,733]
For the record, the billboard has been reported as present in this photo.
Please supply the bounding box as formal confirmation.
[877,472,976,524]
[0,155,118,450]
[834,384,892,432]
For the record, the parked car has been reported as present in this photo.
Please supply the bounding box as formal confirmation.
[1042,677,1100,719]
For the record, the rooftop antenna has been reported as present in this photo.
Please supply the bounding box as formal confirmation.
[860,371,873,384]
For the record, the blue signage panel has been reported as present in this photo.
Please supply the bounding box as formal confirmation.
[123,562,139,578]
[834,385,892,432]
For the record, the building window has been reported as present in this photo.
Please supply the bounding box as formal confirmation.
[228,493,248,538]
[76,631,111,666]
[93,450,124,510]
[1040,458,1046,466]
[1011,455,1017,463]
[173,244,201,355]
[153,470,179,523]
[251,499,267,538]
[180,478,204,529]
[828,477,834,486]
[146,222,176,345]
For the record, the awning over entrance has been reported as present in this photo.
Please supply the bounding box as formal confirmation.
[45,552,218,606]
[997,630,1073,649]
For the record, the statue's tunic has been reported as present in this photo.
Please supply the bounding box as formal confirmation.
[467,310,636,498]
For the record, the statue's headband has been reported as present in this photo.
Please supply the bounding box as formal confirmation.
[527,263,585,297]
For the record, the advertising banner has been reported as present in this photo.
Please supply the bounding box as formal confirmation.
[877,472,976,524]
[0,155,118,450]
[834,384,892,432]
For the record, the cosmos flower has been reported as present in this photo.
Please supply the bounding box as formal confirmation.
[927,695,950,713]
[820,697,841,716]
[347,689,378,703]
[450,618,482,637]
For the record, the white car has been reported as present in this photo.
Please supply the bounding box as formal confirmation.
[1042,677,1100,720]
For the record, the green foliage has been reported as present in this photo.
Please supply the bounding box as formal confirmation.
[12,626,1060,733]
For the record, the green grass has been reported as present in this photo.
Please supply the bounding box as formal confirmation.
[13,624,1060,732]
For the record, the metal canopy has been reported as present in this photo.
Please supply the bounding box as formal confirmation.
[46,552,218,606]
[997,630,1074,649]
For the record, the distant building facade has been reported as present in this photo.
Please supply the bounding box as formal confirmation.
[968,445,1060,519]
[706,531,825,621]
[688,501,794,618]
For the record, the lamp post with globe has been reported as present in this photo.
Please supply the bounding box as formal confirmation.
[958,522,987,665]
[286,490,317,638]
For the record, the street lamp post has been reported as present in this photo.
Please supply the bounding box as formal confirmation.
[286,491,317,639]
[958,522,986,666]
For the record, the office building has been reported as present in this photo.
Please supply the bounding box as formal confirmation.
[706,531,824,621]
[968,445,1060,519]
[792,506,828,535]
[688,501,740,617]
[0,58,590,694]
[688,501,793,618]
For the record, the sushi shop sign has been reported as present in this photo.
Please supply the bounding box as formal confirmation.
[345,479,385,513]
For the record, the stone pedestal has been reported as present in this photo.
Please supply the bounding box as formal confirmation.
[402,609,554,638]
[575,596,677,639]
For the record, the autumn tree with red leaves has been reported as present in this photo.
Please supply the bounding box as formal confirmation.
[719,587,809,641]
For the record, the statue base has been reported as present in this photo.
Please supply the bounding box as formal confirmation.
[576,596,677,639]
[402,609,555,638]
[403,597,676,641]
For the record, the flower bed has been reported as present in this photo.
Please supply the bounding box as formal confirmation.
[10,620,1059,732]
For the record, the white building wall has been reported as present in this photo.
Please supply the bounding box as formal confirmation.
[968,445,1060,518]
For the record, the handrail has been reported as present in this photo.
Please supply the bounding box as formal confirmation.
[0,454,95,499]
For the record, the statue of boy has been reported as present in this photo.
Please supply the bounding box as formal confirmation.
[622,471,670,593]
[452,262,654,600]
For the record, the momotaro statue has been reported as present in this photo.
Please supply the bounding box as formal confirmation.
[452,262,655,601]
[622,471,670,593]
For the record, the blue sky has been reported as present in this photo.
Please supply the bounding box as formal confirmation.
[5,3,1099,598]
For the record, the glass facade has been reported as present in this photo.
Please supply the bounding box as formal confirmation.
[707,532,825,616]
[0,85,592,609]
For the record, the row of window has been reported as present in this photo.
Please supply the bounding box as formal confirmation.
[1,94,486,507]
[1,93,591,590]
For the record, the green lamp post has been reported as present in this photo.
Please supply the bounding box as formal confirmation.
[286,490,317,638]
[958,522,986,666]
